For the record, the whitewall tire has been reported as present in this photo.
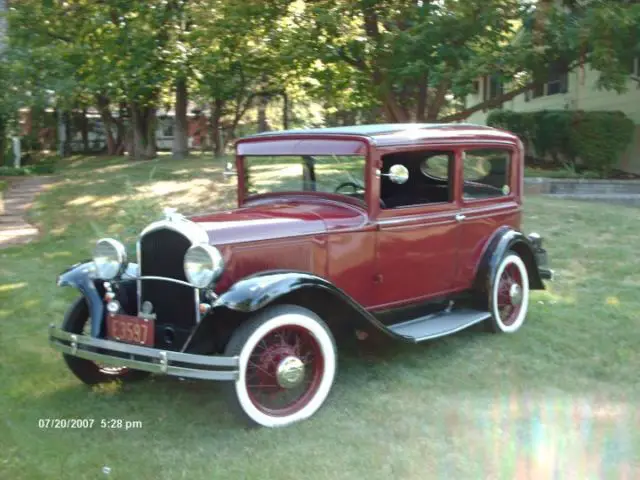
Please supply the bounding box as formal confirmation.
[224,304,337,428]
[488,253,530,333]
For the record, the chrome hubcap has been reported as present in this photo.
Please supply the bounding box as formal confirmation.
[509,283,523,306]
[276,356,305,389]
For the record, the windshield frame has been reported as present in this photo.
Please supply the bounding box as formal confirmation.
[239,154,366,205]
[234,135,374,210]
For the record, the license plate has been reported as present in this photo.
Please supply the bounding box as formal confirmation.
[107,314,155,346]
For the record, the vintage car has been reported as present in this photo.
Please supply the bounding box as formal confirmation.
[50,123,553,427]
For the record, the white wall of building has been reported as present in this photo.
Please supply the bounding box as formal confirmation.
[466,64,640,173]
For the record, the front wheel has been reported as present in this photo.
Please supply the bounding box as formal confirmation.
[61,297,151,385]
[487,252,530,333]
[224,305,337,428]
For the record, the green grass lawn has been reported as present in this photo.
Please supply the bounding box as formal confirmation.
[1,155,640,479]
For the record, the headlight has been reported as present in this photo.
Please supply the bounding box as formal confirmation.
[184,244,224,289]
[93,238,127,280]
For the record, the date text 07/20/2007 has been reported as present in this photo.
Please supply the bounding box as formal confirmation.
[38,418,143,430]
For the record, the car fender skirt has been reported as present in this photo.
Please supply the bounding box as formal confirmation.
[212,271,408,342]
[474,227,545,295]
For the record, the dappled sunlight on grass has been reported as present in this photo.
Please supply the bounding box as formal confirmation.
[0,282,27,292]
[1,159,639,478]
[42,251,72,259]
[606,296,621,307]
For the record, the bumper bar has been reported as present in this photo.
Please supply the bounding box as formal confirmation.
[49,325,239,381]
[539,267,554,281]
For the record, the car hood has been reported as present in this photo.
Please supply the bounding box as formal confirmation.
[190,202,343,245]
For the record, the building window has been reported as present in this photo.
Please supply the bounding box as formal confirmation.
[162,123,174,138]
[546,70,568,95]
[483,75,503,101]
[526,62,569,100]
[482,75,504,111]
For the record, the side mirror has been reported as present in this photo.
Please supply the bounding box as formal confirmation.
[377,164,409,184]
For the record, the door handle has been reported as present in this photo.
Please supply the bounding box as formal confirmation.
[455,213,466,222]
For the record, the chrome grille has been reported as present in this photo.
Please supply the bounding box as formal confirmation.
[139,228,196,350]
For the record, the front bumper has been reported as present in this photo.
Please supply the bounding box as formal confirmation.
[49,325,239,381]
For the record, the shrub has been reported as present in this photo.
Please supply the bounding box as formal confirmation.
[487,110,635,174]
[569,111,635,175]
[0,157,57,176]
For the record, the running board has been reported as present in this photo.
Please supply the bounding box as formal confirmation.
[388,309,491,343]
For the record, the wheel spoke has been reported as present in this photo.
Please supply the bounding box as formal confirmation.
[244,324,324,416]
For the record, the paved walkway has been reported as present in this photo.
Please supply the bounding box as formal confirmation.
[0,176,55,249]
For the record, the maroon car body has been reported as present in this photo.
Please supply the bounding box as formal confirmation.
[50,123,552,428]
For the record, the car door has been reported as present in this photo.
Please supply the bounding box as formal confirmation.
[373,149,461,309]
[455,145,522,288]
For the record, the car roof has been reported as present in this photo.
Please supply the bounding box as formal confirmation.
[242,123,517,146]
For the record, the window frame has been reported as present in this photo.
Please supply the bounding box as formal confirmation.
[459,146,516,205]
[240,154,368,202]
[376,148,457,213]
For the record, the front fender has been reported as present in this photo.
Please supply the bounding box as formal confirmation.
[57,261,139,338]
[474,227,545,296]
[211,270,406,340]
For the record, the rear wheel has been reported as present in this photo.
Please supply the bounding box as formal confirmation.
[487,252,530,333]
[61,297,151,385]
[224,304,337,428]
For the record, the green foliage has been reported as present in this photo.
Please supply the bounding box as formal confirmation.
[0,158,57,176]
[524,166,601,180]
[570,112,635,175]
[488,110,635,174]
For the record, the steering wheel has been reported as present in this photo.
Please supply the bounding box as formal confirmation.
[334,181,386,209]
[334,181,364,195]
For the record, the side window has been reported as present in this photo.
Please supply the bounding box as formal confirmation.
[462,149,511,200]
[380,150,454,209]
[419,154,449,180]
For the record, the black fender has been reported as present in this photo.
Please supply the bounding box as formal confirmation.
[57,261,139,338]
[473,227,545,299]
[203,271,408,341]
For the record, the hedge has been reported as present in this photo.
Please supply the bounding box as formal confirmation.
[487,110,635,175]
[0,159,57,176]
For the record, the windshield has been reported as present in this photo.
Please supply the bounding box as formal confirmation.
[243,155,366,200]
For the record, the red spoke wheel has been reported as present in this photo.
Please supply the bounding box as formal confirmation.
[488,253,530,333]
[224,305,337,428]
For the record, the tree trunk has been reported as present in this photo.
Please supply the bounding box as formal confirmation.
[96,95,126,156]
[80,108,90,152]
[63,111,72,155]
[426,80,450,122]
[257,94,270,132]
[172,77,189,159]
[0,115,5,165]
[381,94,411,123]
[210,99,224,158]
[129,104,157,160]
[282,92,289,130]
[416,80,428,122]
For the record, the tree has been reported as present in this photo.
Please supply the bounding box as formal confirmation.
[188,1,289,156]
[288,0,640,123]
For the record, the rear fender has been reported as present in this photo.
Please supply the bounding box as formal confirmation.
[473,227,544,298]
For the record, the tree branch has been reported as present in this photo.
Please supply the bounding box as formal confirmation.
[439,82,536,122]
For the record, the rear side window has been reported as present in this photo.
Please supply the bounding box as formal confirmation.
[462,149,511,200]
